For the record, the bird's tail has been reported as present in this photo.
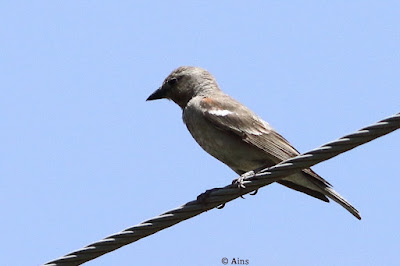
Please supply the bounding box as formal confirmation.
[278,170,361,219]
[324,186,361,220]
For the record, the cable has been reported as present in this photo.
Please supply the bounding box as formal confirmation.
[44,112,399,265]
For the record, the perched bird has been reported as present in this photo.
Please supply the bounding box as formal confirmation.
[147,66,361,220]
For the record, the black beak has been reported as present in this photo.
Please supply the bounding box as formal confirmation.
[146,87,167,101]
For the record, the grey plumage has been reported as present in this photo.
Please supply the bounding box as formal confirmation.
[147,66,361,220]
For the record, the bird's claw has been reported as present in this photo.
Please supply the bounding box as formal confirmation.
[232,171,255,189]
[232,171,258,197]
[232,176,247,189]
[249,189,258,196]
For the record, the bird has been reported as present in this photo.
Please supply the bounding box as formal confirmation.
[146,66,361,220]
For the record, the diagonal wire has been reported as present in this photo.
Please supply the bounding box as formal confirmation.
[44,112,400,266]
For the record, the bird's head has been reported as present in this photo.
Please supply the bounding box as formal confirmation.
[146,66,219,109]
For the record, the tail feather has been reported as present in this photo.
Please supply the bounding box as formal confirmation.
[282,171,361,220]
[324,187,361,220]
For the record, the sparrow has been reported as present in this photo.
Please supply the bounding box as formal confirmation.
[147,66,361,220]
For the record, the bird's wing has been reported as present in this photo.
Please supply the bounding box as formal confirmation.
[199,95,332,188]
[199,95,300,163]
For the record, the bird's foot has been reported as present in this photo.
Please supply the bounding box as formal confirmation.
[232,171,255,189]
[232,171,258,197]
[197,188,225,209]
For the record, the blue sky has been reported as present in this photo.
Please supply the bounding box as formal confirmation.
[1,1,399,265]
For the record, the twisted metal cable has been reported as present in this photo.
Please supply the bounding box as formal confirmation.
[44,112,400,266]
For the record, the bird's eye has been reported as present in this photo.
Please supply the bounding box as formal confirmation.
[167,77,178,86]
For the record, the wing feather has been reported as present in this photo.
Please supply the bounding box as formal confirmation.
[200,95,299,162]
